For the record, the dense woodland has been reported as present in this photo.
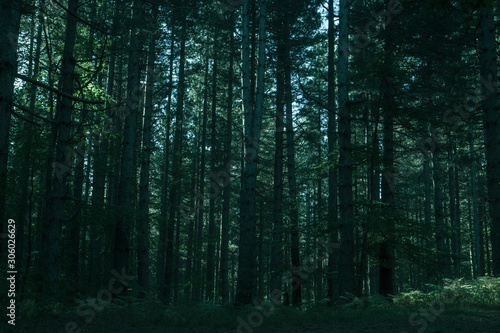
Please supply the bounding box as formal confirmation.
[1,0,500,326]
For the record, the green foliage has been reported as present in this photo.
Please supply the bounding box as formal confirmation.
[394,277,500,308]
[340,293,392,310]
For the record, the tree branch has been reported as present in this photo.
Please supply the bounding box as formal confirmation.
[16,73,104,104]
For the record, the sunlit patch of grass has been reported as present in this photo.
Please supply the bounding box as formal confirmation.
[394,277,500,309]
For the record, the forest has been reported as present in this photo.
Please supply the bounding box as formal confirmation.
[1,0,500,332]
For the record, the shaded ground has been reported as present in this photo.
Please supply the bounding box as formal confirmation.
[13,305,500,333]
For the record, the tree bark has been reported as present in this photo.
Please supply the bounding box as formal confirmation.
[283,16,301,307]
[433,142,447,280]
[137,4,158,292]
[337,0,356,297]
[158,29,175,292]
[163,9,187,302]
[479,5,500,277]
[220,26,234,305]
[0,0,21,255]
[448,144,460,278]
[192,46,210,302]
[270,16,285,300]
[44,0,79,298]
[206,29,219,300]
[326,0,339,301]
[16,12,41,296]
[469,118,482,277]
[236,0,266,305]
[379,29,396,296]
[114,0,142,290]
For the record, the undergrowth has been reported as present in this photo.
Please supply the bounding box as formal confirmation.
[11,277,500,332]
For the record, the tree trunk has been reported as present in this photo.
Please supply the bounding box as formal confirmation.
[433,143,447,280]
[423,125,433,280]
[270,17,285,300]
[236,0,266,305]
[114,0,142,290]
[206,29,219,300]
[220,26,234,305]
[137,4,158,292]
[163,10,187,302]
[315,104,323,301]
[158,30,175,292]
[192,47,210,302]
[379,30,396,296]
[326,0,339,301]
[337,0,355,297]
[0,0,21,255]
[44,0,79,297]
[282,16,301,307]
[469,119,482,276]
[16,13,41,296]
[448,145,460,278]
[479,5,500,277]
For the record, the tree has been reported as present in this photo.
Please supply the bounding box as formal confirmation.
[337,0,356,297]
[478,3,500,277]
[137,3,159,292]
[114,0,143,290]
[163,5,188,302]
[235,0,266,305]
[220,22,235,305]
[379,15,396,296]
[0,0,21,259]
[326,0,338,301]
[44,0,79,297]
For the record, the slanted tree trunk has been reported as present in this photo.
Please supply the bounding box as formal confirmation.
[479,5,500,277]
[337,0,355,297]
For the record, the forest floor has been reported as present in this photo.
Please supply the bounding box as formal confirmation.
[11,302,500,333]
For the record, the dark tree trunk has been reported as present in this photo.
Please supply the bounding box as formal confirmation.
[379,29,396,296]
[158,31,175,292]
[0,0,21,256]
[163,10,187,302]
[44,0,79,298]
[326,0,339,301]
[479,5,500,277]
[236,0,266,305]
[337,0,355,297]
[220,26,234,305]
[270,0,286,303]
[206,29,219,300]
